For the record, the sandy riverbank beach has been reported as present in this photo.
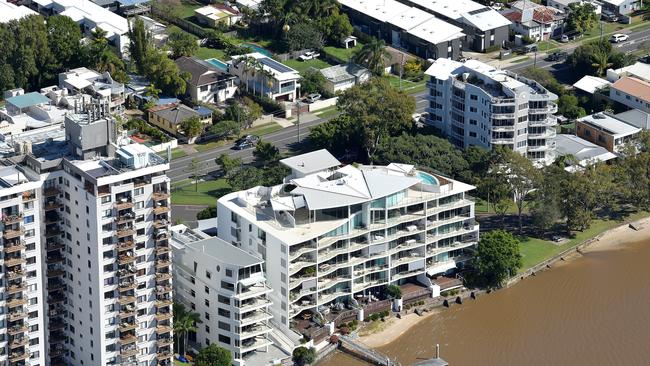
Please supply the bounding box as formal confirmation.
[356,216,650,349]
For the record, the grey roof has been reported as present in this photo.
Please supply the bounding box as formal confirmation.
[555,134,617,163]
[175,56,230,87]
[615,109,650,129]
[151,104,199,126]
[320,63,369,83]
[280,149,341,175]
[578,113,641,137]
[186,236,263,267]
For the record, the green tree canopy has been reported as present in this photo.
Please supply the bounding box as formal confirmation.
[318,11,353,45]
[473,230,522,288]
[566,3,599,33]
[292,346,317,366]
[47,15,83,70]
[211,120,241,139]
[215,153,242,176]
[253,141,280,166]
[168,30,199,58]
[196,344,232,366]
[353,38,390,76]
[180,116,203,138]
[284,22,324,51]
[300,68,328,96]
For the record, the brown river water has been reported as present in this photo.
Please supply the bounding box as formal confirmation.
[320,239,650,366]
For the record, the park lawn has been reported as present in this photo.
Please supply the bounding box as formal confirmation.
[518,211,649,271]
[323,42,364,63]
[170,148,187,160]
[282,58,333,74]
[171,178,231,205]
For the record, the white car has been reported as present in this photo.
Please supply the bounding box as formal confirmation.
[610,34,629,43]
[299,51,321,61]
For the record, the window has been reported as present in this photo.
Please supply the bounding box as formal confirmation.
[204,286,210,294]
[134,187,144,196]
[23,215,34,224]
[218,308,230,318]
[205,312,210,320]
[135,201,144,210]
[225,269,233,278]
[206,271,211,279]
[204,299,210,307]
[101,195,111,204]
[205,325,210,333]
[218,321,230,331]
[218,335,231,345]
[218,295,229,305]
[102,209,112,218]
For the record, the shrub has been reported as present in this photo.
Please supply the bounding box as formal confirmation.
[404,304,411,310]
[292,346,317,366]
[240,91,283,114]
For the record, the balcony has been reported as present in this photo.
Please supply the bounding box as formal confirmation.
[155,259,171,269]
[156,284,172,295]
[157,336,173,347]
[9,336,28,348]
[118,267,136,278]
[46,241,65,251]
[156,311,172,321]
[7,269,24,280]
[47,268,65,277]
[156,297,172,307]
[157,351,173,361]
[116,213,135,224]
[238,309,272,326]
[117,241,135,251]
[45,227,62,238]
[9,350,29,362]
[47,253,65,263]
[4,240,26,254]
[117,227,136,239]
[118,296,136,305]
[155,244,171,254]
[43,186,60,197]
[156,272,172,281]
[5,255,26,267]
[115,200,134,210]
[119,305,136,318]
[3,227,24,239]
[8,325,28,335]
[154,220,169,230]
[8,310,28,321]
[7,298,27,308]
[119,280,137,291]
[48,293,66,303]
[120,321,137,331]
[152,191,169,201]
[2,214,22,225]
[7,282,26,294]
[156,324,173,333]
[121,346,138,358]
[120,333,137,345]
[43,200,63,211]
[49,320,66,331]
[240,323,272,338]
[118,254,136,265]
[153,205,170,215]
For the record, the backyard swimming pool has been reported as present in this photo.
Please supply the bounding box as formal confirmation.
[205,58,228,71]
[240,42,272,57]
[417,171,439,185]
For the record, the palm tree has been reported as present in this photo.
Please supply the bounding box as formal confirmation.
[353,38,390,76]
[591,48,612,76]
[173,302,201,357]
[248,58,263,96]
[260,69,275,97]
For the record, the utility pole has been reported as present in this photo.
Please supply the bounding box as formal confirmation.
[296,100,301,143]
[533,50,537,68]
[399,53,405,90]
[600,20,603,42]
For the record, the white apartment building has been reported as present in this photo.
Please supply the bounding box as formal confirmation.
[0,167,47,366]
[217,150,479,332]
[1,101,173,366]
[425,58,559,165]
[171,226,288,366]
[229,53,300,102]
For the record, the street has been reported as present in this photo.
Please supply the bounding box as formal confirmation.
[170,26,650,183]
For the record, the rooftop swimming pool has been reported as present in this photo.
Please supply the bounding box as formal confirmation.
[241,42,272,57]
[205,58,228,71]
[417,171,439,186]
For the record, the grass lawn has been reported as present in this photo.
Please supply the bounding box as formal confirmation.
[384,75,427,94]
[474,198,519,214]
[193,122,283,153]
[510,56,531,64]
[282,58,333,74]
[195,47,229,61]
[358,319,394,337]
[517,211,649,272]
[170,148,187,160]
[536,40,559,52]
[323,43,364,63]
[171,178,231,205]
[172,0,202,19]
[314,106,340,118]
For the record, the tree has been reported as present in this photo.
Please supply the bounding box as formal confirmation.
[284,22,324,51]
[520,67,564,96]
[591,47,613,76]
[495,149,541,234]
[180,116,203,139]
[211,119,241,139]
[566,3,598,34]
[292,346,317,366]
[173,303,202,357]
[336,78,416,161]
[253,141,280,166]
[128,17,151,73]
[47,15,83,69]
[300,68,327,96]
[196,206,217,220]
[353,38,390,76]
[168,30,199,58]
[242,97,263,128]
[215,153,242,176]
[187,158,203,192]
[309,115,361,157]
[227,166,264,191]
[473,230,522,288]
[318,11,353,46]
[196,344,232,366]
[558,94,586,119]
[568,40,622,77]
[385,284,402,299]
[403,59,423,80]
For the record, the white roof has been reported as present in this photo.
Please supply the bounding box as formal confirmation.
[386,6,434,30]
[461,7,511,31]
[231,53,300,81]
[38,0,128,35]
[338,0,411,23]
[608,62,650,82]
[573,75,611,94]
[407,0,509,30]
[408,17,465,44]
[578,113,642,138]
[601,0,626,6]
[235,0,260,9]
[555,134,617,169]
[280,149,341,175]
[0,0,37,23]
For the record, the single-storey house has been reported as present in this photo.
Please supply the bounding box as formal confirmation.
[148,103,211,140]
[194,4,242,28]
[320,64,371,93]
[555,134,617,172]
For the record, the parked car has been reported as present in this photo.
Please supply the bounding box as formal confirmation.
[610,33,629,43]
[299,51,320,61]
[545,51,568,62]
[515,44,538,55]
[601,10,619,22]
[306,93,321,103]
[233,135,260,150]
[558,30,582,43]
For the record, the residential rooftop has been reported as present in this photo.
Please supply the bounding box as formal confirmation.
[578,112,642,137]
[171,226,263,268]
[33,0,129,37]
[555,134,617,171]
[149,103,200,126]
[407,0,511,30]
[573,75,611,94]
[0,0,37,23]
[611,76,650,103]
[230,53,300,81]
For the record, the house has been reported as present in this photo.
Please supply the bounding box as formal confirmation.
[609,76,650,113]
[338,0,465,60]
[606,62,650,82]
[546,0,602,14]
[194,4,242,28]
[320,63,371,93]
[573,75,612,95]
[555,134,617,172]
[175,56,237,104]
[234,0,260,10]
[148,103,211,140]
[0,0,37,23]
[58,67,125,114]
[229,53,301,102]
[615,109,650,129]
[0,89,68,136]
[27,0,130,56]
[131,15,167,48]
[398,0,511,52]
[576,112,641,153]
[91,0,151,16]
[502,1,566,41]
[600,0,641,15]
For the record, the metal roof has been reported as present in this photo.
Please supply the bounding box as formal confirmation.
[280,149,341,175]
[6,92,51,109]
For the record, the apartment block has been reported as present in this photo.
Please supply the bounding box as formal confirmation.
[217,150,479,334]
[171,226,287,366]
[425,58,559,165]
[1,100,173,366]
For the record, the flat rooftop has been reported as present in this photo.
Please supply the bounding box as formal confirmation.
[172,227,263,268]
[0,0,37,23]
[578,112,642,137]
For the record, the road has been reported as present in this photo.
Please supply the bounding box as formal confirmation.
[169,26,650,183]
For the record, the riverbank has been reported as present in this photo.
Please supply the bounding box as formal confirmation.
[355,215,650,350]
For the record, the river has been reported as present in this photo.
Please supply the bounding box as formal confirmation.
[320,239,650,365]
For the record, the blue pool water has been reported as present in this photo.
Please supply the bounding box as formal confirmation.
[240,42,272,57]
[205,58,228,71]
[417,171,439,185]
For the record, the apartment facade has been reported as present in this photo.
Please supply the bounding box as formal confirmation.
[1,101,173,366]
[217,150,479,331]
[425,58,559,165]
[229,53,300,102]
[171,226,283,366]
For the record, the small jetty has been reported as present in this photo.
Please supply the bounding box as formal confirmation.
[411,344,449,366]
[338,336,400,366]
